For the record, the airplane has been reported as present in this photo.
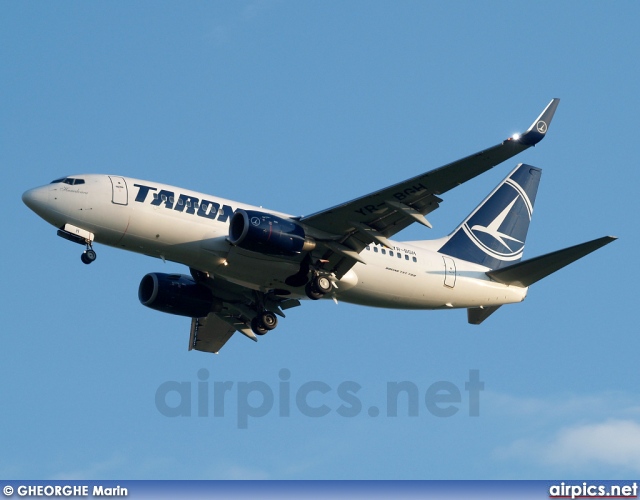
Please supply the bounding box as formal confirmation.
[22,98,616,354]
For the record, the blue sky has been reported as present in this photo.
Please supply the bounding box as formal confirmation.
[2,1,639,480]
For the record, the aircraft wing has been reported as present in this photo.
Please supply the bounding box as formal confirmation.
[301,99,560,278]
[187,270,302,354]
[189,313,239,354]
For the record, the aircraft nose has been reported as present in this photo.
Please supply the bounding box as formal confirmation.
[22,186,50,215]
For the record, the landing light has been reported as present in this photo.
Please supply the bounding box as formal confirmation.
[512,133,521,141]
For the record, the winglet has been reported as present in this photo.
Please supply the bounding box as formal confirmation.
[516,98,560,146]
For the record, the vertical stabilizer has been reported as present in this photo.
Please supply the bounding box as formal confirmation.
[438,163,541,270]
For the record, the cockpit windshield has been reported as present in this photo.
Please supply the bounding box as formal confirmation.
[50,177,85,185]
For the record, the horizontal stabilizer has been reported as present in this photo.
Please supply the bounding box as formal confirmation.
[486,236,617,287]
[468,305,502,325]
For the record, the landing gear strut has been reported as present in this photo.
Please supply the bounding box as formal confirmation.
[56,225,97,265]
[305,274,333,300]
[251,317,268,336]
[81,245,97,265]
[250,310,278,336]
[260,310,278,330]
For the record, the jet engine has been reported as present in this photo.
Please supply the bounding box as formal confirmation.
[138,273,216,318]
[228,209,315,256]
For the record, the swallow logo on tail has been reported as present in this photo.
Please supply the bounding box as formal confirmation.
[438,164,540,270]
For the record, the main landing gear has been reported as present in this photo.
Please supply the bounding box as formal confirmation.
[305,274,333,300]
[81,244,97,265]
[250,310,278,336]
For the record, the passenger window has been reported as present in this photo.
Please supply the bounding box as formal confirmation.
[373,247,379,253]
[381,249,386,255]
[405,255,409,260]
[397,253,402,259]
[389,251,394,257]
[366,246,370,251]
[412,257,417,263]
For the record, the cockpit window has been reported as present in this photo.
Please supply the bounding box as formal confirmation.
[50,177,85,185]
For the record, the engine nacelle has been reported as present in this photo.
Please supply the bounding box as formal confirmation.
[138,273,215,318]
[228,209,316,256]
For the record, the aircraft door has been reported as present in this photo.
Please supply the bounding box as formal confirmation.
[443,256,456,288]
[109,176,128,205]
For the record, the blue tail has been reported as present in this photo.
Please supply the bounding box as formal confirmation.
[438,163,541,270]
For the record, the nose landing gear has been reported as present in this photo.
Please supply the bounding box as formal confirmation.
[81,245,97,265]
[57,224,97,265]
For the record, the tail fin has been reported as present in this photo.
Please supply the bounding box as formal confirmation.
[438,163,541,270]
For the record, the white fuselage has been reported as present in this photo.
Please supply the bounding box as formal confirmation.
[23,174,528,310]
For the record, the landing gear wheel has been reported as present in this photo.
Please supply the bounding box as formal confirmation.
[81,249,96,265]
[251,317,268,336]
[305,281,324,300]
[313,275,333,294]
[260,311,278,331]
